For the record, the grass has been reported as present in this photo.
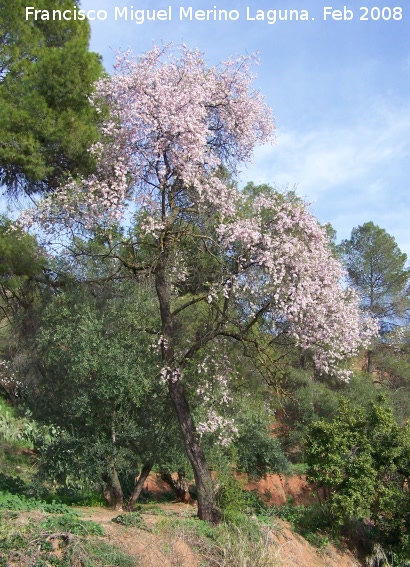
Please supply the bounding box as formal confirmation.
[153,514,281,567]
[0,401,347,566]
[0,508,138,567]
[0,476,137,567]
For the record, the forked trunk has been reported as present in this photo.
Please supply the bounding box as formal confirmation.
[160,470,190,503]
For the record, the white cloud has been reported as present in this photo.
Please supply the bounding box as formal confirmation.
[239,98,410,255]
[241,99,410,198]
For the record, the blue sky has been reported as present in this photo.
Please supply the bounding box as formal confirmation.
[13,1,410,255]
[80,0,410,254]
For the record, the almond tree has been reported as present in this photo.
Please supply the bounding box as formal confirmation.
[22,45,377,522]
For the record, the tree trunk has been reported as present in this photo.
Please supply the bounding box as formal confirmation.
[126,461,154,510]
[167,379,220,522]
[102,468,124,510]
[160,470,191,503]
[366,349,373,374]
[155,250,220,523]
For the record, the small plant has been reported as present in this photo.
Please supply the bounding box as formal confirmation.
[0,491,38,511]
[140,502,163,514]
[215,470,251,525]
[275,502,306,526]
[40,513,104,536]
[0,399,36,445]
[112,510,150,530]
[42,501,80,515]
[304,532,331,549]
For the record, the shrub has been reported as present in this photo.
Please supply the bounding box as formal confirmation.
[112,511,149,530]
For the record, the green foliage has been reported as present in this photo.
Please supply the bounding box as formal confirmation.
[0,217,47,290]
[274,501,305,525]
[0,468,105,507]
[307,404,376,523]
[216,473,251,525]
[339,223,410,422]
[278,369,386,462]
[0,441,35,484]
[277,370,343,461]
[275,502,331,546]
[34,284,155,407]
[305,396,410,557]
[0,510,135,567]
[0,0,104,195]
[0,491,38,511]
[0,490,79,515]
[0,217,49,368]
[212,466,268,525]
[0,473,26,495]
[339,222,410,330]
[40,514,104,536]
[42,502,79,515]
[19,277,177,505]
[0,398,37,444]
[234,412,291,478]
[52,487,106,508]
[304,532,331,549]
[364,326,410,423]
[0,400,40,489]
[112,511,149,530]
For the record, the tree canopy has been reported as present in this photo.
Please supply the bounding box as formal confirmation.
[340,222,410,331]
[0,0,103,195]
[20,45,377,522]
[306,396,410,554]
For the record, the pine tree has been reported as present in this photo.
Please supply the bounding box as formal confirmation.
[0,0,103,195]
[340,222,409,331]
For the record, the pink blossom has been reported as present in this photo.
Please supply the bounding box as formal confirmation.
[20,45,377,383]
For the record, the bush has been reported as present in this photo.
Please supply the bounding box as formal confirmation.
[40,514,104,536]
[305,396,410,556]
[0,473,26,495]
[112,510,149,530]
[214,469,271,526]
